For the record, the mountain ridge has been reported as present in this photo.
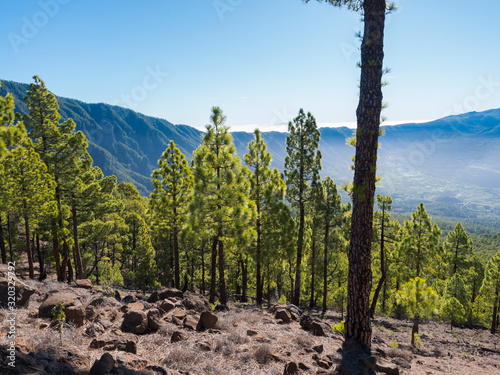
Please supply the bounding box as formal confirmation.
[1,79,499,222]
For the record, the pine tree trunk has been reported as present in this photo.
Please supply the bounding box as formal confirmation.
[289,260,295,303]
[210,236,217,304]
[382,277,387,313]
[293,200,305,306]
[241,255,248,303]
[55,179,71,282]
[94,243,100,285]
[23,210,34,279]
[51,220,62,280]
[235,259,241,296]
[190,253,195,292]
[173,209,180,289]
[411,313,420,346]
[322,223,330,314]
[201,245,206,294]
[36,234,46,281]
[72,203,83,279]
[7,213,14,262]
[218,230,227,305]
[267,262,271,309]
[491,282,499,334]
[256,213,262,305]
[345,0,386,348]
[0,215,7,264]
[370,210,386,317]
[67,251,74,282]
[309,236,316,308]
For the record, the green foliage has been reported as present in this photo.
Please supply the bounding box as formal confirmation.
[150,140,193,288]
[190,107,255,304]
[398,203,442,280]
[133,220,159,289]
[444,223,474,277]
[396,277,439,318]
[284,109,322,207]
[332,320,345,335]
[97,257,124,287]
[412,332,422,346]
[51,301,66,344]
[150,140,193,231]
[396,277,439,345]
[244,128,286,304]
[478,249,500,332]
[472,233,500,263]
[284,109,321,305]
[441,297,466,329]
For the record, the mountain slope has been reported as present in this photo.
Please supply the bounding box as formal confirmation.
[0,80,203,193]
[1,79,499,222]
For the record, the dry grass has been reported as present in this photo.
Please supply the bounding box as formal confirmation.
[294,333,315,350]
[4,279,500,375]
[386,347,413,362]
[254,343,271,364]
[161,341,202,371]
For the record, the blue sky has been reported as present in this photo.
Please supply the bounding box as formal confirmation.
[1,0,500,131]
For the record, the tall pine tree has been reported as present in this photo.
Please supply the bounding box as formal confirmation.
[150,140,194,289]
[190,107,255,305]
[23,76,89,281]
[244,129,285,305]
[284,109,321,306]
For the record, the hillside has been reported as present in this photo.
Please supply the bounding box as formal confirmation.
[2,270,500,375]
[2,79,499,225]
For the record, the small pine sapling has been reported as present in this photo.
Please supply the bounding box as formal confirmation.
[396,277,439,346]
[51,301,66,345]
[441,297,466,331]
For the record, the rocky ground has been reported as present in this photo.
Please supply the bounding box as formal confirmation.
[1,268,500,374]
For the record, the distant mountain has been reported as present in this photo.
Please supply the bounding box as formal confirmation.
[2,79,499,223]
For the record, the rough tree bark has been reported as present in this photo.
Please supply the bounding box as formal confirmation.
[0,216,6,264]
[370,204,387,317]
[72,203,83,279]
[345,0,386,348]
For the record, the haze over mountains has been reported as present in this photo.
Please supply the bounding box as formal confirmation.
[2,79,499,221]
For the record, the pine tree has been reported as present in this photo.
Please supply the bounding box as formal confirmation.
[284,109,321,306]
[305,0,395,346]
[443,273,470,317]
[113,181,149,279]
[0,82,27,264]
[23,76,89,281]
[315,177,347,313]
[4,142,55,278]
[444,223,473,277]
[68,164,115,279]
[150,140,194,289]
[479,249,500,333]
[396,277,439,346]
[244,129,285,305]
[441,297,465,331]
[134,218,159,289]
[370,195,398,317]
[190,107,255,305]
[399,203,441,279]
